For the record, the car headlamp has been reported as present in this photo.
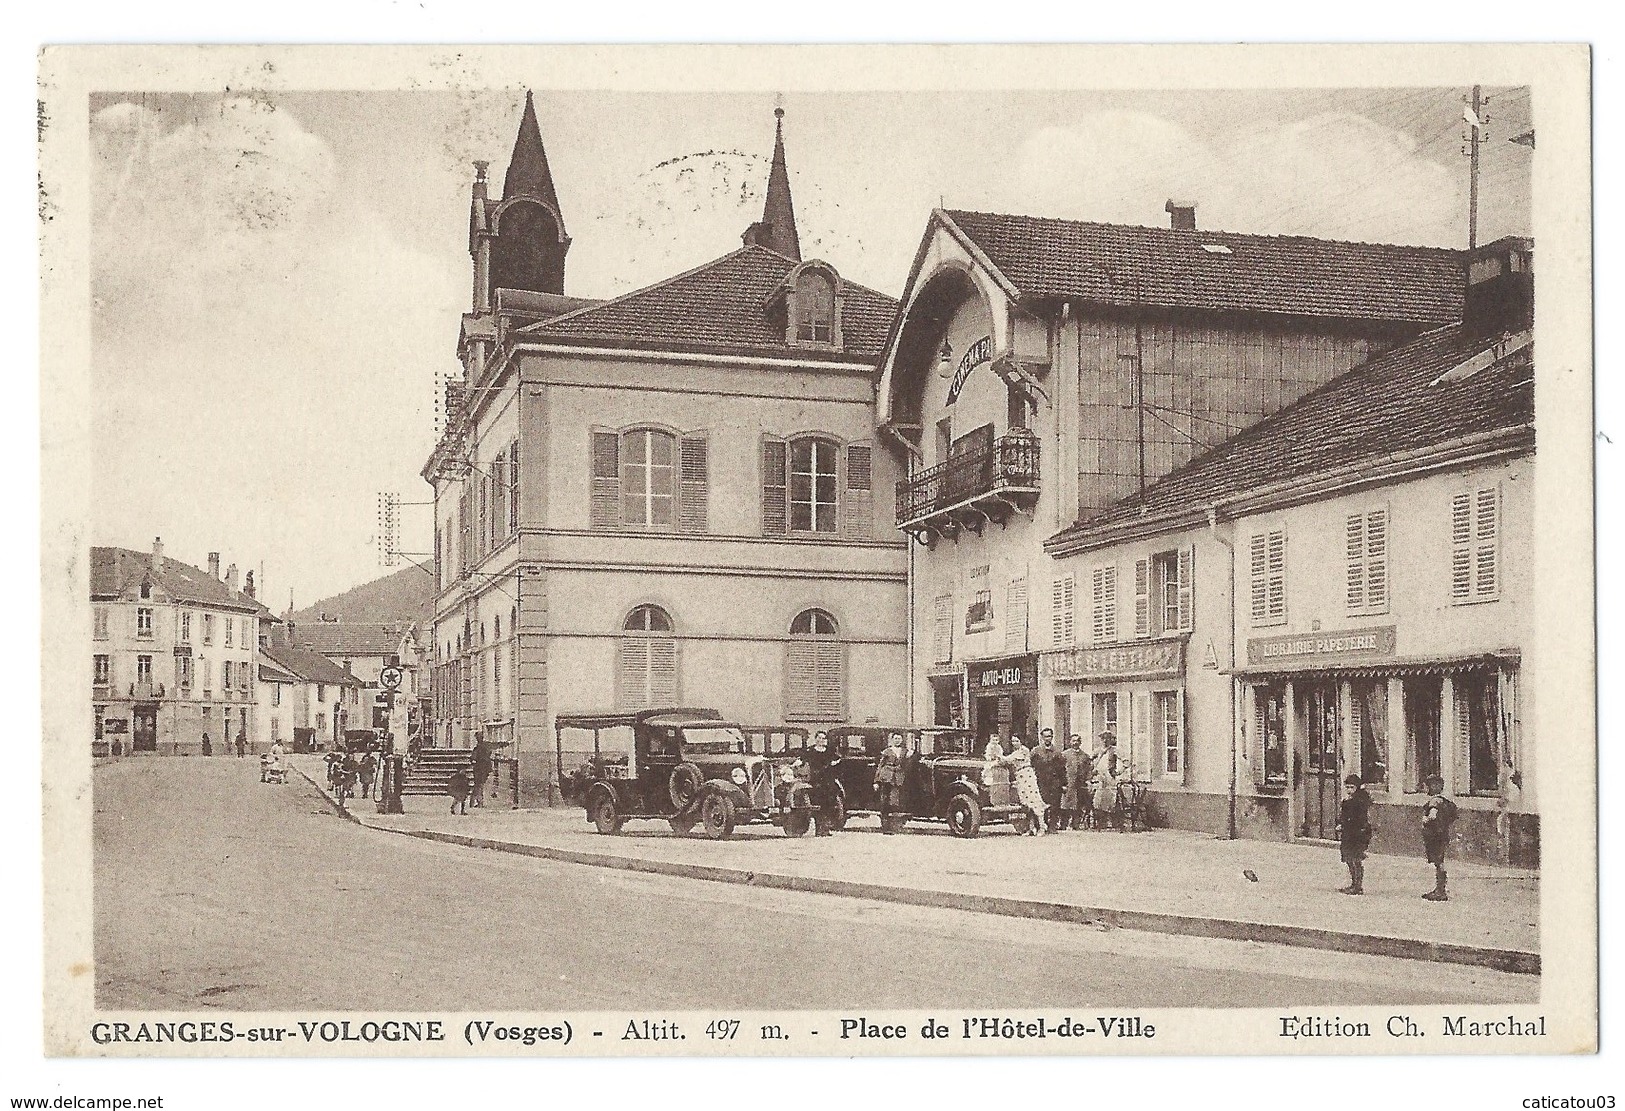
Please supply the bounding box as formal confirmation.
[730,767,748,786]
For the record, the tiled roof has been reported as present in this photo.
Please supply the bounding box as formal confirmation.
[290,622,411,658]
[259,660,300,684]
[90,547,271,614]
[262,642,361,687]
[943,209,1465,325]
[521,246,897,363]
[1048,323,1534,549]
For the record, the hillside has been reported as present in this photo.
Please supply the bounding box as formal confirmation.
[292,564,437,630]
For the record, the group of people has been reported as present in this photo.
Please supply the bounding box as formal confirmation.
[324,748,380,804]
[444,739,494,815]
[986,728,1129,836]
[1336,772,1460,900]
[199,730,250,758]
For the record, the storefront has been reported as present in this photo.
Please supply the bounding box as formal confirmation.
[1040,637,1187,782]
[1236,626,1529,863]
[965,653,1039,746]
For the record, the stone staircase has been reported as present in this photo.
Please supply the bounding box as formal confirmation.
[400,748,474,797]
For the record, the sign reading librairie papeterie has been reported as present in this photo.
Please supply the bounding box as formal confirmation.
[1245,625,1397,667]
[1041,639,1185,682]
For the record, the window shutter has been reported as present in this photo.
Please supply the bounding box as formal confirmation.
[1130,690,1152,780]
[1249,534,1268,622]
[1004,577,1028,653]
[617,637,648,709]
[1051,575,1075,648]
[761,437,788,536]
[1176,546,1195,631]
[679,433,709,534]
[1474,487,1499,599]
[932,594,953,664]
[1454,683,1471,792]
[1366,508,1388,611]
[785,640,818,719]
[816,640,845,720]
[1345,512,1367,611]
[1250,692,1266,786]
[1450,492,1473,602]
[649,637,678,705]
[1266,531,1287,623]
[590,432,621,529]
[509,437,520,531]
[1134,558,1150,638]
[840,441,874,539]
[1171,688,1186,779]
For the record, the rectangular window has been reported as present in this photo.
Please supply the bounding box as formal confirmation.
[1091,565,1118,644]
[1248,529,1288,626]
[271,716,281,741]
[1253,684,1287,785]
[1451,487,1501,603]
[317,684,326,704]
[621,430,676,528]
[137,655,153,685]
[241,618,249,647]
[203,614,215,644]
[136,607,154,639]
[1092,692,1119,746]
[1154,689,1184,778]
[785,639,845,722]
[177,655,193,689]
[491,448,508,543]
[789,439,838,533]
[1346,507,1390,614]
[1403,676,1443,792]
[224,617,233,647]
[1455,671,1504,796]
[1136,548,1193,637]
[1051,574,1075,648]
[1352,679,1389,790]
[966,565,993,633]
[179,610,191,644]
[223,660,233,691]
[201,657,212,695]
[93,654,110,686]
[93,607,109,640]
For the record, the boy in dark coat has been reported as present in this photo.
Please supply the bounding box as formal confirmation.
[1032,729,1064,832]
[1336,774,1373,895]
[447,766,471,815]
[1421,774,1459,900]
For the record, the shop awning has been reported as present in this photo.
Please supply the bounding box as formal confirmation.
[1227,649,1520,681]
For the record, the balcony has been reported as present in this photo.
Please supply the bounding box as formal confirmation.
[128,681,166,701]
[896,433,1040,543]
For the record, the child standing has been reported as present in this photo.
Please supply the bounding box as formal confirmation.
[1421,774,1458,901]
[447,765,471,815]
[1336,774,1373,895]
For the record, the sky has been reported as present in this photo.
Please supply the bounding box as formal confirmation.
[88,85,1533,610]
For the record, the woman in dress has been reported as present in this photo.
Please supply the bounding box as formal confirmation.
[1003,735,1047,836]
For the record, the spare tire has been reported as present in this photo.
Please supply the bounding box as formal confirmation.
[669,762,705,810]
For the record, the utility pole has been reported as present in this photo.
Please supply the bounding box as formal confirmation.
[1462,86,1490,249]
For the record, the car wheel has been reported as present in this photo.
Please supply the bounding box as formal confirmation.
[668,762,704,810]
[590,792,623,835]
[946,793,983,838]
[783,809,811,837]
[700,792,736,840]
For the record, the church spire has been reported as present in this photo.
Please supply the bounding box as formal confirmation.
[744,107,801,260]
[502,90,562,212]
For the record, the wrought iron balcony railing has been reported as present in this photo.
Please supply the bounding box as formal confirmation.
[895,433,1041,539]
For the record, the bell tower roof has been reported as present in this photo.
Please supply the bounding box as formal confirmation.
[502,90,563,213]
[744,107,801,261]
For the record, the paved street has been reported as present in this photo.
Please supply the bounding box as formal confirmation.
[95,758,1534,1011]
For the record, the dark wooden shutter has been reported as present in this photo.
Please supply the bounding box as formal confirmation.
[617,636,649,709]
[762,436,788,536]
[508,437,520,531]
[679,433,709,534]
[840,441,873,539]
[590,432,621,529]
[1176,546,1195,631]
[1134,558,1151,638]
[649,637,678,705]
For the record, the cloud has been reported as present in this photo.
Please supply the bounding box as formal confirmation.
[1003,109,1459,246]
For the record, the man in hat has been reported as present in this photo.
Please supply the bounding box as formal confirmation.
[1337,774,1374,895]
[1032,728,1065,832]
[1091,731,1121,830]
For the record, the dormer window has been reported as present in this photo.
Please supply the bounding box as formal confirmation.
[784,261,842,350]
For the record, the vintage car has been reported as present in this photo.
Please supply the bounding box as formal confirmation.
[745,724,873,829]
[896,728,1033,837]
[556,709,815,840]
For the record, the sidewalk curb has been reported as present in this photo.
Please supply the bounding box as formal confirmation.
[294,764,1538,976]
[294,761,364,825]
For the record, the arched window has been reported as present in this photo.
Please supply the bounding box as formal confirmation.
[793,270,836,344]
[786,608,844,722]
[139,580,152,600]
[620,429,677,527]
[789,437,839,532]
[618,605,677,709]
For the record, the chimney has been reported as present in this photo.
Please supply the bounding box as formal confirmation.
[244,570,256,598]
[1464,236,1534,339]
[1165,199,1197,231]
[225,563,239,592]
[150,537,165,573]
[207,552,221,579]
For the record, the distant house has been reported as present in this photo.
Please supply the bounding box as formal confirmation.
[286,620,423,736]
[91,539,271,755]
[258,623,364,751]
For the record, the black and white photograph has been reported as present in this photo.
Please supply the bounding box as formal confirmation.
[31,41,1596,1076]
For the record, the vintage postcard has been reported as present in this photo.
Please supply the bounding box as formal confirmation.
[38,43,1595,1061]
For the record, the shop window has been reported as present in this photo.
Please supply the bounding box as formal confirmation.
[1404,676,1443,792]
[1090,565,1117,644]
[1248,528,1287,627]
[1135,548,1193,638]
[1351,679,1389,789]
[1450,486,1501,604]
[966,565,993,633]
[1253,685,1287,786]
[786,609,843,722]
[619,605,678,710]
[1154,689,1185,778]
[1454,670,1505,796]
[1345,507,1390,614]
[1051,574,1075,648]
